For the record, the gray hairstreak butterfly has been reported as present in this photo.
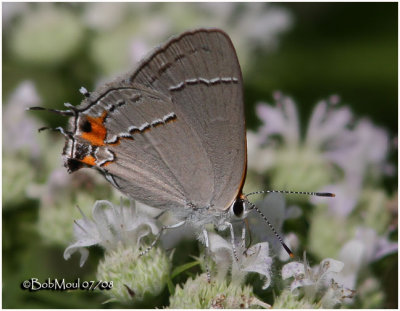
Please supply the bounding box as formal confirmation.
[30,28,334,264]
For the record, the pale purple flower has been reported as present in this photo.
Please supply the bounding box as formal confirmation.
[252,92,391,217]
[311,178,361,217]
[305,98,353,149]
[309,103,390,217]
[336,227,397,289]
[256,93,300,146]
[324,118,390,178]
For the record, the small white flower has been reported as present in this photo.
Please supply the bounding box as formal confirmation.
[282,253,354,307]
[320,279,356,308]
[207,231,273,290]
[64,199,159,266]
[241,242,273,289]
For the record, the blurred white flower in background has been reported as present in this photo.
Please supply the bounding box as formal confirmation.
[30,166,118,246]
[249,92,393,224]
[83,2,130,31]
[337,227,397,290]
[3,81,42,206]
[249,93,335,193]
[10,4,84,65]
[79,2,292,76]
[313,118,392,217]
[3,81,41,156]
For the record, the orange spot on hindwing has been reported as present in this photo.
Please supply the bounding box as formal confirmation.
[81,155,96,166]
[101,160,112,167]
[80,111,108,146]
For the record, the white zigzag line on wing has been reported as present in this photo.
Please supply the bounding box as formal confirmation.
[169,77,239,91]
[104,112,176,144]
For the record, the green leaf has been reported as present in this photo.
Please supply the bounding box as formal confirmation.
[167,277,175,296]
[171,260,200,279]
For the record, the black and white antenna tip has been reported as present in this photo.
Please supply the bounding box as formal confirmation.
[79,86,90,97]
[315,192,336,197]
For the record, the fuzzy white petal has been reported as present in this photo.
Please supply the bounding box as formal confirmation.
[282,262,305,279]
[242,242,273,289]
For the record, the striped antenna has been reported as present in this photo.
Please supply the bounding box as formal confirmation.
[27,106,74,116]
[246,200,294,258]
[246,190,335,198]
[37,126,73,140]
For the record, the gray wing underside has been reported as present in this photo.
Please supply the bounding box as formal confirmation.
[99,87,215,209]
[88,29,246,210]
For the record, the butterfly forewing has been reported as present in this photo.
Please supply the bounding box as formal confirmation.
[128,29,246,211]
[68,29,246,211]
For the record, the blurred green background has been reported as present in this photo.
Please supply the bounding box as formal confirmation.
[246,3,397,136]
[2,2,397,308]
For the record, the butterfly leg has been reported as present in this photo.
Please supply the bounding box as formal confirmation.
[225,222,239,262]
[241,221,251,256]
[139,220,186,257]
[241,222,246,249]
[202,229,211,283]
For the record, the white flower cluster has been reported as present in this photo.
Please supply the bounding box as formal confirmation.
[64,199,170,304]
[64,199,159,266]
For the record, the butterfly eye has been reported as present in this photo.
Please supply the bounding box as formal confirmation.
[231,199,245,218]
